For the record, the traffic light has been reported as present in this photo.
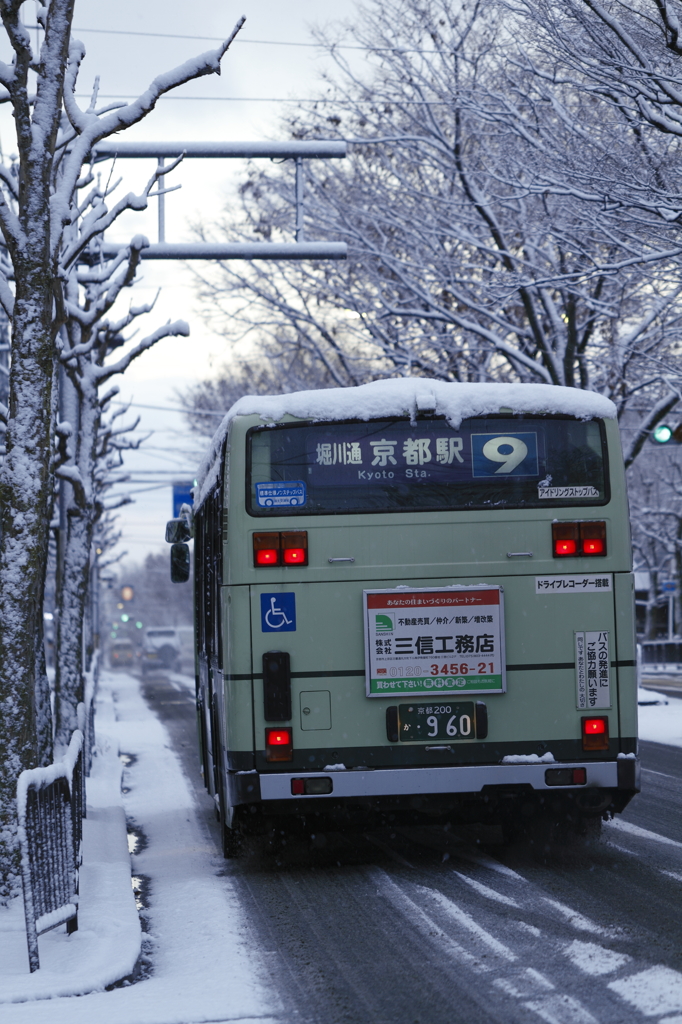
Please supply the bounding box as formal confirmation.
[121,585,135,601]
[652,423,682,445]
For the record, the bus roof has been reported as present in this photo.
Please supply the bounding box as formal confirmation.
[194,379,616,509]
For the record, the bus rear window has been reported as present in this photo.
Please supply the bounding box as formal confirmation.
[247,416,608,516]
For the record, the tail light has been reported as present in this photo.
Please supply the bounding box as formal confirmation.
[281,531,308,565]
[580,521,606,555]
[254,532,280,566]
[253,531,308,567]
[265,727,293,762]
[552,521,606,558]
[552,522,578,556]
[582,716,609,751]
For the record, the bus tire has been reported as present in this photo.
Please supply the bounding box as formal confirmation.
[221,821,243,858]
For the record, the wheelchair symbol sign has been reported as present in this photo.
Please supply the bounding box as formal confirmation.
[260,592,296,632]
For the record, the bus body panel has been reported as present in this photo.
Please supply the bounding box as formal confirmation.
[245,573,625,773]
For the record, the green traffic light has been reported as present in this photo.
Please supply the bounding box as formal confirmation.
[653,424,673,444]
[136,621,143,629]
[121,613,129,623]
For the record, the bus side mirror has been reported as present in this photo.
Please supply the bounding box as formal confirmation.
[166,518,191,543]
[170,543,190,583]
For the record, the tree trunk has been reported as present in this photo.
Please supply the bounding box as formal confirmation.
[0,273,58,897]
[54,385,99,755]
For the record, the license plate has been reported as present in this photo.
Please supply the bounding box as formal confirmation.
[398,702,475,742]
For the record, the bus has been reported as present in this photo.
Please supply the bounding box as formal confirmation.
[170,379,640,855]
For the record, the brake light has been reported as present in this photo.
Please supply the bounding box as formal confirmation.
[253,531,308,567]
[256,548,279,565]
[552,521,606,558]
[582,539,604,555]
[580,521,606,556]
[283,548,305,564]
[265,727,293,762]
[582,716,609,751]
[552,521,579,557]
[253,532,281,566]
[281,531,308,565]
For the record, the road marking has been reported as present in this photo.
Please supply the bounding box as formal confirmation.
[524,993,599,1024]
[453,848,528,881]
[563,939,630,976]
[542,898,615,938]
[452,870,520,907]
[662,870,682,883]
[368,868,482,969]
[607,818,682,850]
[494,968,554,997]
[516,921,542,937]
[418,885,517,961]
[642,767,679,781]
[609,966,682,1017]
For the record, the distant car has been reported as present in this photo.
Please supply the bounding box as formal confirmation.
[140,628,182,675]
[110,639,135,669]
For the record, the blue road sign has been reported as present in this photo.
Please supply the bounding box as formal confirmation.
[172,481,194,518]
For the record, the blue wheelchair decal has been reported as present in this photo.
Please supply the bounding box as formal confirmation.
[260,592,296,632]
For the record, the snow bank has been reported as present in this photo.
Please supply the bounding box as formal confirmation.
[638,692,682,748]
[195,378,616,508]
[0,670,276,1024]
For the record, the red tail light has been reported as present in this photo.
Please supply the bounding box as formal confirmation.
[281,531,308,565]
[253,531,308,567]
[265,727,293,762]
[552,522,579,557]
[254,532,281,566]
[582,716,609,751]
[552,521,607,558]
[256,548,279,565]
[580,521,607,556]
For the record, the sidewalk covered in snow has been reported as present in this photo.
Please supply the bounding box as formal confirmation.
[0,670,278,1023]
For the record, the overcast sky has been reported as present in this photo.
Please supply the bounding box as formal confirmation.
[27,0,361,564]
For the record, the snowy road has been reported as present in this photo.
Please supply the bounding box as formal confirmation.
[145,672,682,1024]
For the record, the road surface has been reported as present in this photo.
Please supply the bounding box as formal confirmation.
[141,672,682,1024]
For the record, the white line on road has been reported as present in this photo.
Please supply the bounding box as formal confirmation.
[417,885,518,962]
[368,868,483,969]
[607,818,682,850]
[562,940,630,977]
[524,993,599,1024]
[542,898,616,938]
[452,870,520,907]
[609,965,682,1017]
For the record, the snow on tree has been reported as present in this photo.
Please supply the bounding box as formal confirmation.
[0,0,244,898]
[187,0,682,470]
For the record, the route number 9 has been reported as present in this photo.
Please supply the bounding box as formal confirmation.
[482,436,528,474]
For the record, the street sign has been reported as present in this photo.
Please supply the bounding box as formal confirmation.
[173,482,194,518]
[661,581,677,592]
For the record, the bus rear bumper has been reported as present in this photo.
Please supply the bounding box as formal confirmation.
[244,757,640,803]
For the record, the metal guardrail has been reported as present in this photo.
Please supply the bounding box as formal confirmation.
[17,729,85,972]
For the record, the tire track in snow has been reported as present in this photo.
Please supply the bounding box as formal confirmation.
[371,827,682,1023]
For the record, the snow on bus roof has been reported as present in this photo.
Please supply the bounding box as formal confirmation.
[194,379,616,508]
